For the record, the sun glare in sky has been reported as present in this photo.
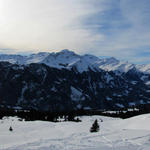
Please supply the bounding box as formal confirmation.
[0,0,150,63]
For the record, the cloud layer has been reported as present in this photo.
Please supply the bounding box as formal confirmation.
[0,0,150,63]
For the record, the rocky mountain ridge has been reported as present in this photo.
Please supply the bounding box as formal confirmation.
[0,50,150,111]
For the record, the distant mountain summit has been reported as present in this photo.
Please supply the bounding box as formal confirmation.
[0,49,150,74]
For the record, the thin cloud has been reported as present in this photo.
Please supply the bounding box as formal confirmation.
[0,0,150,63]
[86,0,150,62]
[0,0,105,53]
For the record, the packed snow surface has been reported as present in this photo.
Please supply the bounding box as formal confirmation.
[1,114,150,150]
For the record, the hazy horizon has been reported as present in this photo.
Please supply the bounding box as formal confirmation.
[0,48,147,64]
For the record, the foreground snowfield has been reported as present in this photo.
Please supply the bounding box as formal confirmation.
[1,115,150,150]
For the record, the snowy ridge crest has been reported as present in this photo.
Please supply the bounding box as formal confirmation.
[0,49,150,73]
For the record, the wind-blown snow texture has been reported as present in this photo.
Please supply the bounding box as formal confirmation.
[1,49,150,73]
[1,115,150,150]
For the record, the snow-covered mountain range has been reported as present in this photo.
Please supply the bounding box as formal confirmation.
[1,49,150,74]
[1,49,150,111]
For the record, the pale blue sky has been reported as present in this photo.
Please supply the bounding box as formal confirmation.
[0,0,150,63]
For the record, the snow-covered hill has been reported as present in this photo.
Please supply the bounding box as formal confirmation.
[1,49,150,73]
[1,114,150,150]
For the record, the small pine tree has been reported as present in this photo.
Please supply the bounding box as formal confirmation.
[90,119,99,132]
[76,117,81,122]
[9,126,13,132]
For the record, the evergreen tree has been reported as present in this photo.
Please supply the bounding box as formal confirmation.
[76,117,81,122]
[9,126,13,132]
[90,119,99,132]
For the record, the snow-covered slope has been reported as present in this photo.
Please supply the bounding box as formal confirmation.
[98,57,150,74]
[97,57,135,72]
[41,49,81,70]
[26,52,50,64]
[1,49,150,73]
[136,64,150,74]
[0,54,26,64]
[1,114,150,150]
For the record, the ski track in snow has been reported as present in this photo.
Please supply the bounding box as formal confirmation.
[1,115,150,150]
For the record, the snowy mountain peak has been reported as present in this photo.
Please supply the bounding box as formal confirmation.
[103,57,119,64]
[1,49,150,74]
[59,49,76,55]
